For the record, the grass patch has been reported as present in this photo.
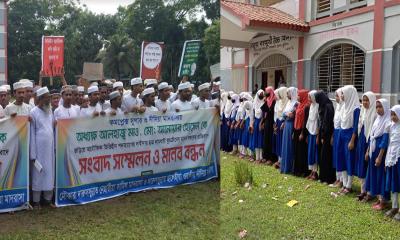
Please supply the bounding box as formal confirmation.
[234,160,254,186]
[220,152,400,239]
[0,181,219,240]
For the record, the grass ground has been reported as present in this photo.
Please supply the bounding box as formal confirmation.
[0,181,219,240]
[220,152,400,240]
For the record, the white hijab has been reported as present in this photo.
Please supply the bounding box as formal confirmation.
[230,94,240,119]
[224,92,234,118]
[275,87,288,120]
[358,91,376,140]
[386,105,400,167]
[283,87,298,115]
[306,90,319,135]
[334,88,344,129]
[253,89,264,119]
[369,98,390,157]
[244,100,254,121]
[340,85,360,129]
[236,92,246,121]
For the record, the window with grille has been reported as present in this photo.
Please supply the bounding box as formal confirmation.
[316,0,367,18]
[317,43,365,93]
[317,0,331,14]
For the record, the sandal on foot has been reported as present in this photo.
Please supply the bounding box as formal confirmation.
[385,208,399,218]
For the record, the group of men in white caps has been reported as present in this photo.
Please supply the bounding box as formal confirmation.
[0,77,220,209]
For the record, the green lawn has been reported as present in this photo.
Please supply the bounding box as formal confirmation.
[220,152,400,240]
[0,181,219,240]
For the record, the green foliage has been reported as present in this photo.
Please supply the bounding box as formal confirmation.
[234,160,254,186]
[7,0,219,87]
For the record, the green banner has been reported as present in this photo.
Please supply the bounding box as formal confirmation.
[178,40,201,77]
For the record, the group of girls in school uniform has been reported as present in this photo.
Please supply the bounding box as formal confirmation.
[220,85,400,220]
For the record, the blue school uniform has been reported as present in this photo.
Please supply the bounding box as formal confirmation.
[386,161,400,193]
[221,114,231,151]
[307,134,318,167]
[252,116,264,149]
[241,117,251,148]
[274,119,283,157]
[228,109,238,146]
[355,126,368,178]
[365,133,389,198]
[332,128,340,169]
[337,108,360,175]
[281,112,295,174]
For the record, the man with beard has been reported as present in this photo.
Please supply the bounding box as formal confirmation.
[122,78,145,113]
[76,86,85,107]
[155,82,172,113]
[19,79,35,108]
[105,91,125,116]
[29,87,55,209]
[171,82,195,112]
[192,83,211,109]
[50,90,61,112]
[80,86,103,117]
[0,86,8,113]
[54,87,80,120]
[99,83,111,111]
[5,82,32,116]
[142,88,158,113]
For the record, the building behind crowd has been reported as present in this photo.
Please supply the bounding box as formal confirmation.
[221,0,400,103]
[0,0,6,85]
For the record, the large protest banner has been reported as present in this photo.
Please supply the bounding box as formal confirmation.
[55,109,219,207]
[41,36,65,77]
[140,41,164,80]
[0,117,30,213]
[178,40,201,77]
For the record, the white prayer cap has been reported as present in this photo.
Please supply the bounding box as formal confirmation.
[83,95,89,100]
[20,79,33,88]
[0,86,7,93]
[33,86,41,94]
[90,82,99,87]
[158,82,169,90]
[109,90,121,100]
[36,87,49,97]
[104,79,113,86]
[113,81,123,89]
[178,82,192,91]
[87,86,99,94]
[77,86,85,93]
[142,87,155,96]
[191,84,195,89]
[3,85,10,91]
[144,79,157,86]
[13,82,25,90]
[131,77,142,86]
[214,81,221,86]
[198,83,210,91]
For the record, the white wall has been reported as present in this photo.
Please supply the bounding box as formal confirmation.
[304,12,374,59]
[271,0,299,18]
[249,34,298,67]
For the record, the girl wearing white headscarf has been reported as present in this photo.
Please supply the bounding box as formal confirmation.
[236,93,246,157]
[306,90,319,180]
[337,85,360,194]
[221,92,233,152]
[273,87,288,168]
[280,87,298,174]
[241,98,254,159]
[365,98,390,210]
[253,90,265,162]
[355,91,376,201]
[330,88,344,187]
[384,105,400,219]
[228,94,240,154]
